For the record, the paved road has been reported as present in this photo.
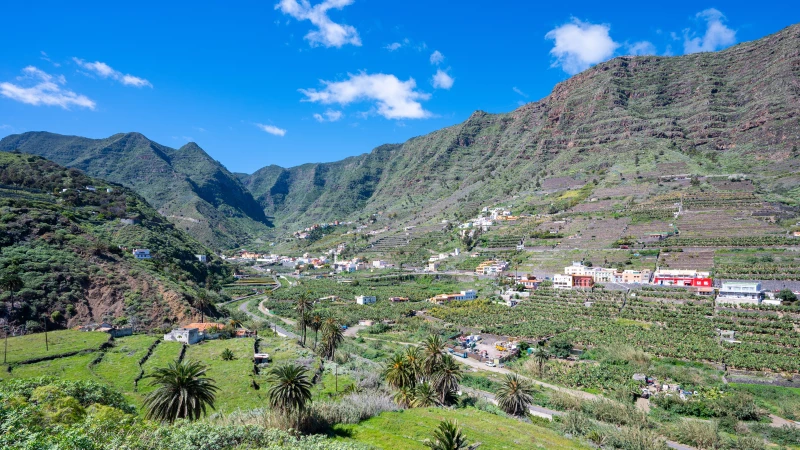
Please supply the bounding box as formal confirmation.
[238,299,299,340]
[460,386,562,420]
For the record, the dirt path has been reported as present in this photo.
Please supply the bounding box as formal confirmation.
[258,300,297,326]
[343,325,365,337]
[238,299,298,340]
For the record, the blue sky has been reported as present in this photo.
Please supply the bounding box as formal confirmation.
[0,1,796,173]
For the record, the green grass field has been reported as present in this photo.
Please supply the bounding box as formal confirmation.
[93,334,159,393]
[334,407,589,450]
[729,384,800,421]
[1,330,109,365]
[0,352,97,381]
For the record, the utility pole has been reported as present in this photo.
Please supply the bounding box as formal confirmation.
[43,315,49,352]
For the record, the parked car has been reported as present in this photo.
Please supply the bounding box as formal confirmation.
[485,362,496,367]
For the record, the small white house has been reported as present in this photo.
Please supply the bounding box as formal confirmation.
[133,249,151,259]
[85,185,97,192]
[356,295,377,305]
[195,254,207,263]
[164,327,201,344]
[106,188,113,193]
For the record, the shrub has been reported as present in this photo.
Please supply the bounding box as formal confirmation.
[670,419,719,449]
[607,426,669,450]
[312,391,399,425]
[560,411,593,437]
[548,390,584,412]
[220,349,235,361]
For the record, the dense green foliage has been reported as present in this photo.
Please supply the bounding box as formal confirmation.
[0,152,231,327]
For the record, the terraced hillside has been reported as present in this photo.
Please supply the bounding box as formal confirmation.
[0,152,231,329]
[0,132,271,249]
[239,23,800,236]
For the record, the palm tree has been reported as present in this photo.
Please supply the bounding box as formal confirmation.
[532,345,550,375]
[383,353,414,389]
[433,354,463,404]
[422,335,445,377]
[295,292,314,346]
[404,345,423,382]
[309,312,323,350]
[412,382,438,408]
[424,420,471,450]
[393,385,415,408]
[143,359,218,423]
[496,373,534,416]
[320,317,344,361]
[1,273,23,365]
[267,364,313,425]
[194,289,211,323]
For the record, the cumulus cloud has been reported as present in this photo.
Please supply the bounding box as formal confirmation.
[683,8,736,54]
[256,123,287,136]
[0,66,95,110]
[73,57,152,87]
[299,72,431,119]
[545,18,620,75]
[626,41,657,56]
[313,109,343,122]
[431,69,454,90]
[430,50,444,65]
[385,42,402,51]
[275,0,361,48]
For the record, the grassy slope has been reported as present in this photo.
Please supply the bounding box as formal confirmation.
[0,330,108,364]
[334,407,589,450]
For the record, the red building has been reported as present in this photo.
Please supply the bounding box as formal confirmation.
[572,275,595,288]
[690,278,713,287]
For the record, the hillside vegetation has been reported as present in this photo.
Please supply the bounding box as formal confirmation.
[0,133,271,249]
[0,152,230,329]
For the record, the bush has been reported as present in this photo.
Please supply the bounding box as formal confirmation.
[607,425,669,450]
[312,391,398,425]
[560,411,593,437]
[670,419,719,449]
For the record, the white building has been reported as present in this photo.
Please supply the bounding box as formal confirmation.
[164,327,201,344]
[356,295,377,305]
[195,254,207,263]
[716,282,764,306]
[133,249,151,259]
[553,274,573,289]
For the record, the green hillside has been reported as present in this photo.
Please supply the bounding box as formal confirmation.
[0,152,231,329]
[238,23,800,236]
[0,132,272,250]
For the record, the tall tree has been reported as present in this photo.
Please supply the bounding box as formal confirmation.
[267,363,313,428]
[422,335,445,377]
[393,385,415,408]
[496,373,534,416]
[383,353,414,390]
[432,354,463,404]
[404,345,423,382]
[295,292,314,346]
[143,359,218,423]
[194,290,212,323]
[320,317,344,361]
[532,345,550,375]
[412,381,438,408]
[0,273,23,365]
[424,420,471,450]
[309,312,323,350]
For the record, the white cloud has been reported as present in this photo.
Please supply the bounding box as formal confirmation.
[73,57,152,87]
[545,18,620,75]
[313,109,343,122]
[430,50,444,65]
[626,41,657,56]
[0,66,95,110]
[256,123,287,136]
[275,0,361,48]
[385,42,402,51]
[299,72,431,119]
[512,86,528,97]
[683,8,736,54]
[431,69,454,90]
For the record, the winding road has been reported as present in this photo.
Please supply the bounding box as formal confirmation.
[238,298,299,340]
